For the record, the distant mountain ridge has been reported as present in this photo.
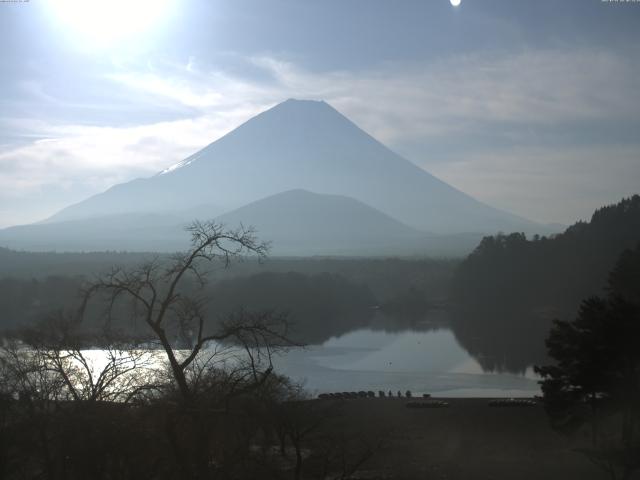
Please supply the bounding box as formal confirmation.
[0,189,482,255]
[45,99,538,234]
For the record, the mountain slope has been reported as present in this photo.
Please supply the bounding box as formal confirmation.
[216,189,427,255]
[0,190,484,255]
[45,99,538,234]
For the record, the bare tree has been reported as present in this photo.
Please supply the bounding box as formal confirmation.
[76,221,302,479]
[16,313,161,404]
[0,223,308,479]
[0,312,172,479]
[80,221,295,405]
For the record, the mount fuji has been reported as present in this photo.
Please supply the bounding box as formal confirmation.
[1,99,541,254]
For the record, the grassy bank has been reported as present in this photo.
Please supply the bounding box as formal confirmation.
[317,397,602,480]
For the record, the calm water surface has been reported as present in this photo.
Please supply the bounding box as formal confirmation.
[274,328,540,398]
[71,325,540,399]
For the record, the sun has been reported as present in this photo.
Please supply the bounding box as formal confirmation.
[450,0,461,6]
[48,0,174,48]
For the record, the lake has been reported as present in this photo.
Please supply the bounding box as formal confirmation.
[274,327,541,398]
[28,317,541,399]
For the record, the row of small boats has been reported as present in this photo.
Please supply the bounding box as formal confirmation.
[318,390,432,400]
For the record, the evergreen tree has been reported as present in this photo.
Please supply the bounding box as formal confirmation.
[535,245,640,480]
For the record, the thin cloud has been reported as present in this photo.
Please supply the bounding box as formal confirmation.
[431,144,640,225]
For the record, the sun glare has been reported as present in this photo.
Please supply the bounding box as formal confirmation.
[450,0,461,6]
[49,0,173,48]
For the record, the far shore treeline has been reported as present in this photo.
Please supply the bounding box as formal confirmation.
[0,253,456,345]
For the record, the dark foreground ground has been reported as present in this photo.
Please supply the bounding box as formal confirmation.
[320,397,603,480]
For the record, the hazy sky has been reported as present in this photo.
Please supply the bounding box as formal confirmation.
[1,0,639,228]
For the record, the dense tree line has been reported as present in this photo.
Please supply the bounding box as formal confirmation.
[0,253,455,342]
[536,244,640,480]
[0,248,455,303]
[451,195,640,372]
[0,272,376,345]
[0,276,84,330]
[210,272,376,344]
[0,248,152,278]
